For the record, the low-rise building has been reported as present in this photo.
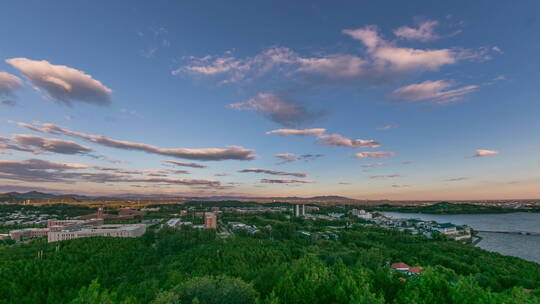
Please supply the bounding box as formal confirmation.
[47,224,146,243]
[350,209,373,220]
[434,223,458,235]
[9,228,49,241]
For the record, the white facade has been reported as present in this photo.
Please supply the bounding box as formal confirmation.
[47,224,146,243]
[351,209,372,219]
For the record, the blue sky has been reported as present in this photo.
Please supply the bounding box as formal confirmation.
[0,1,539,199]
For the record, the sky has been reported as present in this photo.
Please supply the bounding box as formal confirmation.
[0,1,539,200]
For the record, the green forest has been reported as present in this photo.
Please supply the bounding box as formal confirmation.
[0,207,539,303]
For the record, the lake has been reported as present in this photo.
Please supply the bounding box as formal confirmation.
[382,212,540,264]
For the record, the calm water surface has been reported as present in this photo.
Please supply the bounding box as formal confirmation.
[382,212,540,264]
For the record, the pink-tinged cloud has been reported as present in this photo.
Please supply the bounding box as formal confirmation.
[370,174,400,179]
[214,173,230,177]
[266,128,326,136]
[392,184,411,188]
[239,168,308,178]
[173,47,297,83]
[0,158,221,187]
[394,20,440,42]
[393,80,478,104]
[176,23,496,86]
[260,178,314,184]
[162,160,207,168]
[6,58,112,106]
[17,122,256,161]
[229,93,321,127]
[316,133,380,148]
[296,54,367,83]
[11,134,93,155]
[343,26,456,72]
[0,72,22,96]
[474,149,499,157]
[355,151,395,159]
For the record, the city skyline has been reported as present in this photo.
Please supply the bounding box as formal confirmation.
[1,1,539,200]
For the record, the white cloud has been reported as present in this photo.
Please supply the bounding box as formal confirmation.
[6,58,112,106]
[343,26,456,73]
[473,149,499,157]
[176,23,497,86]
[297,54,366,83]
[173,47,297,83]
[394,20,440,42]
[393,80,478,104]
[266,128,326,136]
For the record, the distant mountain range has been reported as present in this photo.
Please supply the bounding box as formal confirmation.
[0,191,359,203]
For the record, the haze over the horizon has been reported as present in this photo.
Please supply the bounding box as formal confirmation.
[0,1,539,200]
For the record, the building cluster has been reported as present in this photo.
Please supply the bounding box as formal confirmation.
[350,209,373,220]
[0,209,55,226]
[227,221,259,234]
[372,214,472,241]
[165,212,218,229]
[3,208,147,243]
[391,262,424,276]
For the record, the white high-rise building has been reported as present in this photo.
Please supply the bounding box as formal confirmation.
[294,204,305,217]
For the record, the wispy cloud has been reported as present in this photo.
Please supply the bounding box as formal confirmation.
[162,160,207,168]
[361,162,385,168]
[6,58,112,106]
[445,177,469,182]
[16,122,256,161]
[355,152,395,159]
[392,184,411,188]
[0,71,22,97]
[392,80,478,104]
[370,174,400,179]
[377,124,397,131]
[394,20,440,42]
[316,133,380,148]
[260,178,314,184]
[274,153,323,164]
[239,168,308,178]
[229,93,322,127]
